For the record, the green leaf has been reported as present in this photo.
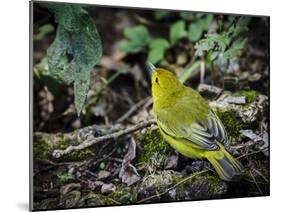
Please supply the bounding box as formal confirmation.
[194,38,214,56]
[124,25,149,43]
[186,23,203,42]
[198,14,213,30]
[194,32,228,57]
[47,4,102,115]
[170,20,188,44]
[148,38,170,64]
[149,38,170,49]
[119,40,145,53]
[187,15,213,42]
[194,16,249,72]
[119,25,150,54]
[224,38,247,59]
[57,172,74,183]
[148,48,165,64]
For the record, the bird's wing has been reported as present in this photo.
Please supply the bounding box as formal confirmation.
[156,108,230,151]
[205,110,231,150]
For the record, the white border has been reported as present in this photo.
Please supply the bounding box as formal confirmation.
[1,0,280,212]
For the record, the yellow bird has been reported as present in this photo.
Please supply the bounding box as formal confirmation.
[149,63,242,181]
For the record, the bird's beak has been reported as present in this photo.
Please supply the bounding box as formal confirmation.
[147,62,156,77]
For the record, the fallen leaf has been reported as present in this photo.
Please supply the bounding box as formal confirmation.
[164,155,179,170]
[119,137,140,186]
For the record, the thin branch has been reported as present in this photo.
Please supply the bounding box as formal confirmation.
[52,120,156,158]
[236,147,267,160]
[253,168,269,183]
[116,97,150,123]
[250,171,262,194]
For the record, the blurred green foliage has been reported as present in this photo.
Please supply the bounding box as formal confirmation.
[186,15,213,42]
[148,38,170,64]
[119,14,216,65]
[195,17,250,71]
[170,20,188,44]
[118,25,150,53]
[34,24,54,41]
[118,25,170,64]
[47,4,102,115]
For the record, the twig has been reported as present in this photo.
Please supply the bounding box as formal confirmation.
[136,170,208,203]
[250,171,262,194]
[52,120,156,158]
[116,97,150,123]
[143,98,153,110]
[253,168,269,183]
[236,147,266,160]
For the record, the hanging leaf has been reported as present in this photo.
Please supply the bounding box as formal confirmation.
[47,4,102,115]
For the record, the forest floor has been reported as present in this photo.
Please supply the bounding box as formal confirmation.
[32,4,269,210]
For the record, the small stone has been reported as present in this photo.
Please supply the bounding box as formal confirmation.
[249,73,262,82]
[176,52,187,65]
[60,183,81,195]
[240,129,261,141]
[164,155,179,170]
[99,162,105,169]
[198,84,222,97]
[88,180,104,191]
[71,119,81,129]
[101,183,116,194]
[168,188,177,200]
[191,161,210,172]
[98,170,111,180]
[224,96,246,105]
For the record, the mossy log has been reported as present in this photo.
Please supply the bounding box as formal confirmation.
[33,124,122,162]
[33,121,156,162]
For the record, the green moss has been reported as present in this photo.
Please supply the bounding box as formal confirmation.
[33,135,51,160]
[57,136,68,149]
[57,172,75,184]
[79,184,136,206]
[34,132,96,162]
[56,134,96,161]
[106,184,135,204]
[79,192,125,206]
[136,128,173,168]
[33,202,40,210]
[172,173,222,200]
[79,193,105,206]
[60,148,96,162]
[215,109,242,145]
[234,90,258,105]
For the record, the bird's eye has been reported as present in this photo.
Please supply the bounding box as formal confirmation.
[155,77,159,83]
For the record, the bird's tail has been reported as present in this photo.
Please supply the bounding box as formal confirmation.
[206,145,243,181]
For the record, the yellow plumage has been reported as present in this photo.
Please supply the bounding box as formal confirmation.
[150,67,242,181]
